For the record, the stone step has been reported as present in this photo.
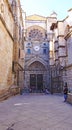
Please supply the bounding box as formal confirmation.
[0,86,20,102]
[0,91,11,102]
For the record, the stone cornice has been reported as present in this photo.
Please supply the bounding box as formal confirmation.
[58,55,66,58]
[47,17,57,19]
[0,14,14,41]
[55,59,58,61]
[58,45,65,48]
[57,20,63,23]
[57,35,64,38]
[54,50,58,52]
[64,29,72,40]
[54,40,58,43]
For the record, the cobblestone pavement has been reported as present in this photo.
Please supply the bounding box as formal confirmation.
[0,93,72,130]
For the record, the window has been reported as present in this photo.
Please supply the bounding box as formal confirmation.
[28,43,30,45]
[27,49,31,54]
[43,49,46,54]
[19,25,22,41]
[44,43,46,46]
[28,29,43,40]
[19,48,20,58]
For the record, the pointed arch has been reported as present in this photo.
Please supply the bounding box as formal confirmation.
[28,61,46,71]
[25,57,48,70]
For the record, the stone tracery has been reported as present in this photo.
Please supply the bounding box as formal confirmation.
[28,28,43,40]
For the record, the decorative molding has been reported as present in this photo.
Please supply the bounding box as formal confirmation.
[58,55,67,58]
[57,35,64,38]
[55,59,58,61]
[58,45,65,48]
[54,50,58,52]
[54,40,58,43]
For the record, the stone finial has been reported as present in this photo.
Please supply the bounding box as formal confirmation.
[50,11,57,18]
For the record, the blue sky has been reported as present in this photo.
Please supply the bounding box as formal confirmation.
[20,0,72,20]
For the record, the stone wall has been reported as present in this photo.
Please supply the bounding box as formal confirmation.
[0,0,14,95]
[0,21,13,89]
[67,93,72,104]
[63,66,72,89]
[0,0,24,100]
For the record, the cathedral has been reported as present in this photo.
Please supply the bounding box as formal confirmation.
[23,12,57,92]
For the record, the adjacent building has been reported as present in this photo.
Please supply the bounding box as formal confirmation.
[0,0,24,99]
[50,9,72,93]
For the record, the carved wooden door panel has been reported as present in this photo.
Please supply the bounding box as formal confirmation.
[37,74,43,91]
[30,74,36,90]
[30,74,43,92]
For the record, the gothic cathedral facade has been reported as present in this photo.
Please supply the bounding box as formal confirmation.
[24,12,57,92]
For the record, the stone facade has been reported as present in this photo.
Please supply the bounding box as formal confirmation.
[24,13,57,92]
[0,0,14,96]
[50,9,72,93]
[0,0,24,99]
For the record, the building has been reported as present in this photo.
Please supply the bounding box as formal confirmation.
[24,12,57,92]
[0,0,24,100]
[50,9,72,93]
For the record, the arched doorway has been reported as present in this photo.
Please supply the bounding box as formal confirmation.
[27,61,47,92]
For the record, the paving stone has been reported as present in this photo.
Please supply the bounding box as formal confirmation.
[0,94,72,130]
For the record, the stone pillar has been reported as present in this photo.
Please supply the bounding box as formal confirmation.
[22,11,26,38]
[53,28,58,65]
[57,21,66,66]
[49,40,55,66]
[54,40,58,65]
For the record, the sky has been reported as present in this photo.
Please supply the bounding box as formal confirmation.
[20,0,72,20]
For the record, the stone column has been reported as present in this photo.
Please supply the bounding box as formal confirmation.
[49,40,55,66]
[54,40,58,65]
[57,21,66,66]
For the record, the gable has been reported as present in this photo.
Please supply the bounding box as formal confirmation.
[26,14,46,21]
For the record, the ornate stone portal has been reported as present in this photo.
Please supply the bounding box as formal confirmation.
[24,61,48,91]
